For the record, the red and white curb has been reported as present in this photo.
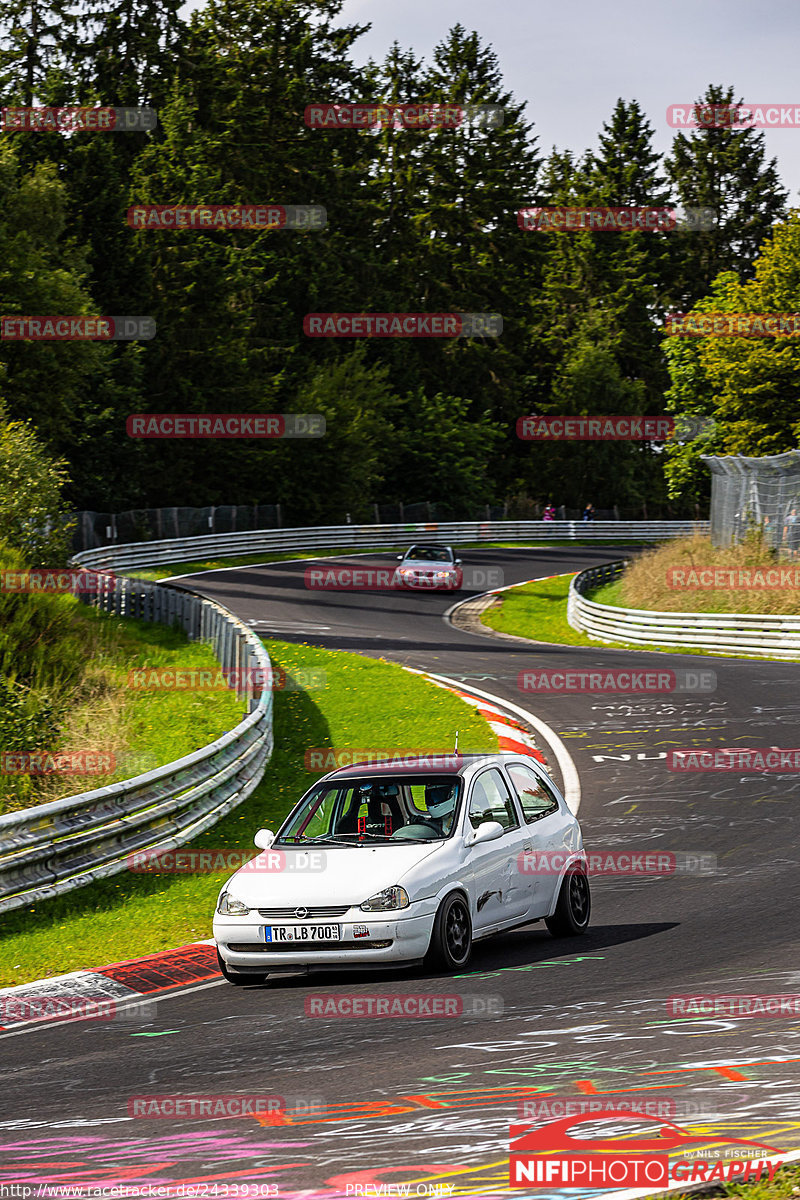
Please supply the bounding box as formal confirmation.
[414,671,547,763]
[0,940,219,1030]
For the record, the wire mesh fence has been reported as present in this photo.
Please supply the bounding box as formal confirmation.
[71,499,691,553]
[703,451,800,553]
[71,505,283,553]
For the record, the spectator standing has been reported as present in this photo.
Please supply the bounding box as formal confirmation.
[582,503,595,522]
[784,506,800,556]
[543,504,556,521]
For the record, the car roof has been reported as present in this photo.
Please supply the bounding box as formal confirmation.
[324,752,538,781]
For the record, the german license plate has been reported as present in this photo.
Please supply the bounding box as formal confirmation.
[264,925,341,942]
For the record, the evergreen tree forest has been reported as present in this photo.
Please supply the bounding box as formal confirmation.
[1,0,797,525]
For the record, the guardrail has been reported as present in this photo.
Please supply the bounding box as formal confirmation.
[0,577,273,914]
[72,519,709,571]
[568,561,800,660]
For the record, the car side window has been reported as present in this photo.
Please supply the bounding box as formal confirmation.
[468,769,519,831]
[507,763,559,823]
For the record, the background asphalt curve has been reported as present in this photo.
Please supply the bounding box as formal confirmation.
[3,545,800,1200]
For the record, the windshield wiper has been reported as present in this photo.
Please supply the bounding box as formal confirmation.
[313,832,395,845]
[275,836,343,847]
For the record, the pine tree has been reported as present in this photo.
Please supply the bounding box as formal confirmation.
[665,84,789,307]
[0,0,79,104]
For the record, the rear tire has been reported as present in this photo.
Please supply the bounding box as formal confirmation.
[545,864,591,937]
[425,893,472,971]
[216,947,269,986]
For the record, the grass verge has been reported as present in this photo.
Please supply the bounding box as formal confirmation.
[1,602,243,814]
[482,574,597,647]
[0,640,496,987]
[606,533,800,616]
[480,574,713,657]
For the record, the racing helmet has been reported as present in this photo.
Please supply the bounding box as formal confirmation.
[424,782,457,823]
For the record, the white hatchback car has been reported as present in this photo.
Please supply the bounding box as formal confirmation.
[213,753,588,984]
[212,753,587,979]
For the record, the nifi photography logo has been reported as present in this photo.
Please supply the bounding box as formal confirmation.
[509,1111,781,1188]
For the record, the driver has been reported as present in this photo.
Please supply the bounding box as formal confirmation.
[423,783,458,835]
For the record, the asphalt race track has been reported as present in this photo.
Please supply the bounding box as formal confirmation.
[3,545,800,1199]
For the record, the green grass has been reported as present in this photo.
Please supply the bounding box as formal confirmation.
[0,640,496,987]
[0,606,244,813]
[480,574,714,657]
[482,574,598,647]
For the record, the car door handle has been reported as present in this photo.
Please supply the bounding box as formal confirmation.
[523,843,532,852]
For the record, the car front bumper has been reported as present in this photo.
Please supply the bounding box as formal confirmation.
[214,907,437,971]
[393,573,459,590]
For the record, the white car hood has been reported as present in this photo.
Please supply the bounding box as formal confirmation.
[224,843,442,907]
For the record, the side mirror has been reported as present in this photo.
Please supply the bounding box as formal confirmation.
[465,820,504,847]
[396,555,403,561]
[454,559,463,566]
[254,828,275,849]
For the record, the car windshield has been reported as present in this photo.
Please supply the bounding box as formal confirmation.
[275,775,463,844]
[404,546,452,562]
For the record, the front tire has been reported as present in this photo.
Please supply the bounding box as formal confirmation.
[545,865,591,937]
[216,947,269,986]
[426,893,472,971]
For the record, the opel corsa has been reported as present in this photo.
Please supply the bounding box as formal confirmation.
[213,752,589,984]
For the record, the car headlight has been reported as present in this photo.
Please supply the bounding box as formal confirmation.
[433,570,453,578]
[217,892,249,915]
[360,886,410,912]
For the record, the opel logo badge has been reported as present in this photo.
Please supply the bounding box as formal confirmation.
[295,907,309,919]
